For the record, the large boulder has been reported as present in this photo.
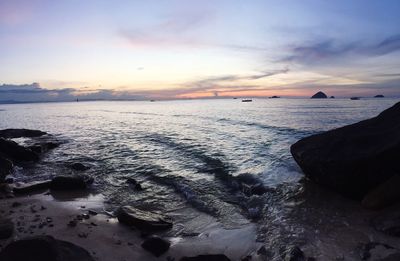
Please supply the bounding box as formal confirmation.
[13,180,52,194]
[116,206,173,231]
[0,129,46,139]
[0,218,14,239]
[0,138,39,162]
[50,175,93,190]
[310,91,327,99]
[0,235,94,261]
[291,102,400,199]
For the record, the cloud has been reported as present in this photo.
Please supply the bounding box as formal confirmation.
[282,34,400,65]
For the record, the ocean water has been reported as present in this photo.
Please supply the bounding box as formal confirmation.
[1,98,399,257]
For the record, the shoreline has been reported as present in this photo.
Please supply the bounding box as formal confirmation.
[0,191,261,261]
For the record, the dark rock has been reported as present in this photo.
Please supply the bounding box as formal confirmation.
[350,97,360,100]
[141,236,170,257]
[0,235,94,261]
[0,218,14,239]
[269,96,280,98]
[180,255,231,261]
[375,95,385,98]
[88,210,98,216]
[0,156,13,182]
[0,138,38,162]
[283,246,305,261]
[116,206,172,231]
[70,163,90,171]
[50,175,93,190]
[359,242,400,260]
[291,102,400,199]
[362,174,400,209]
[0,129,46,139]
[311,91,327,99]
[330,96,335,98]
[372,209,400,237]
[126,178,138,185]
[13,180,51,194]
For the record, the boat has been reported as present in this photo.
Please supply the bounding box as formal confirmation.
[242,99,252,102]
[350,97,360,100]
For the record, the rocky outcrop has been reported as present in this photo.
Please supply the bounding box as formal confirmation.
[13,180,52,194]
[116,206,173,231]
[0,138,39,162]
[291,102,400,199]
[180,255,231,261]
[310,91,327,99]
[0,129,46,139]
[0,157,13,182]
[141,236,170,257]
[375,95,385,98]
[50,175,94,190]
[0,235,95,261]
[359,242,400,260]
[361,174,400,209]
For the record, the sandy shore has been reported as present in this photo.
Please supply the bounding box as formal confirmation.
[0,191,261,261]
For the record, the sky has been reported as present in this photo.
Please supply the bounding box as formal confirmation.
[1,0,400,102]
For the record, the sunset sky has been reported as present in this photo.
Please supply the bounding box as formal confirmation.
[1,0,400,101]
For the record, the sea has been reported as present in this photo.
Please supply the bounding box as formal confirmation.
[1,98,398,259]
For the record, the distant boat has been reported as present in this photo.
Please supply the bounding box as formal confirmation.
[233,97,238,99]
[150,100,155,102]
[374,94,384,98]
[242,99,252,102]
[269,96,280,99]
[350,97,360,100]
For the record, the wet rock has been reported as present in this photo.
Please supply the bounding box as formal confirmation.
[126,178,144,190]
[0,218,14,239]
[311,91,327,99]
[330,96,335,98]
[283,246,305,261]
[13,180,51,194]
[362,174,400,209]
[70,163,90,171]
[0,235,95,261]
[88,210,98,216]
[0,156,13,182]
[375,95,385,98]
[141,236,170,257]
[116,206,173,231]
[0,129,46,139]
[291,101,400,199]
[0,138,39,162]
[50,175,93,190]
[360,242,400,260]
[180,254,231,261]
[372,209,400,237]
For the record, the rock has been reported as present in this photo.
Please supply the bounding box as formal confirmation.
[126,178,138,185]
[359,242,400,260]
[330,96,335,98]
[13,180,51,194]
[283,246,305,261]
[291,102,400,199]
[0,129,46,139]
[141,236,170,257]
[50,175,93,190]
[116,206,173,231]
[362,174,400,209]
[269,96,280,99]
[0,218,13,239]
[180,255,231,261]
[310,91,327,99]
[375,95,385,98]
[0,156,13,182]
[0,235,94,261]
[70,163,90,171]
[372,209,400,237]
[0,138,39,162]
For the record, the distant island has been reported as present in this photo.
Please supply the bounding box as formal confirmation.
[311,91,328,99]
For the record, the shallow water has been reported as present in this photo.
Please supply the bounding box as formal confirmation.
[1,98,399,258]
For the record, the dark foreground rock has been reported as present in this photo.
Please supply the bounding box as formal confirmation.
[362,174,400,209]
[180,254,231,261]
[310,91,327,99]
[0,218,14,239]
[291,101,400,199]
[0,157,13,182]
[0,138,39,162]
[0,235,94,261]
[282,246,305,261]
[372,209,400,237]
[13,180,52,194]
[359,242,400,260]
[50,175,94,190]
[0,129,46,139]
[70,163,90,171]
[116,206,173,231]
[141,236,170,257]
